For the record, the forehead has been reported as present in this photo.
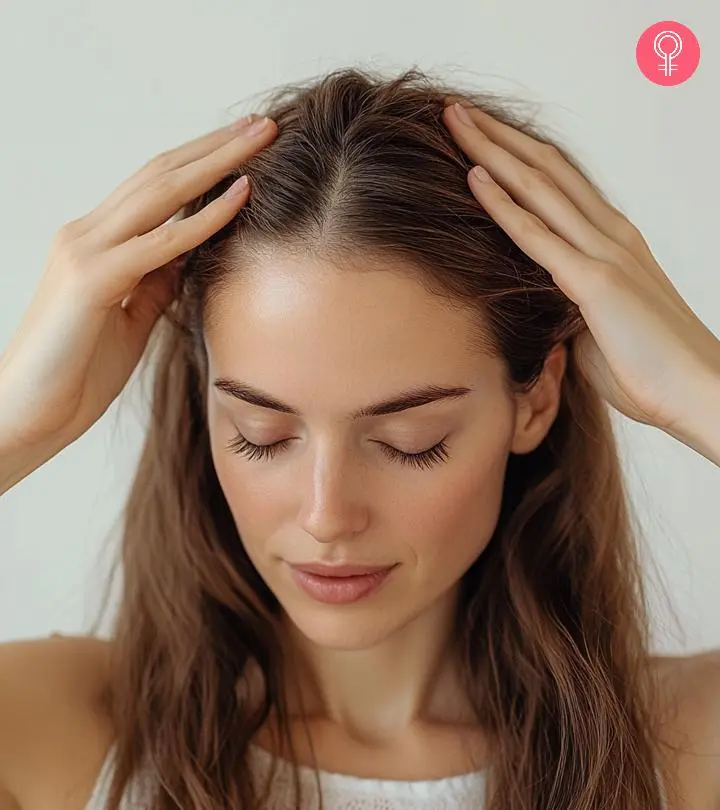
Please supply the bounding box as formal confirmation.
[203,253,499,395]
[200,257,504,420]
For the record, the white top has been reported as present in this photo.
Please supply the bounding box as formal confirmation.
[84,743,488,809]
[85,742,668,809]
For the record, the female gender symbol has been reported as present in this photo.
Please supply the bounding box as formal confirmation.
[654,31,682,77]
[636,20,700,86]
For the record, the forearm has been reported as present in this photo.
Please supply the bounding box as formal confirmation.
[0,430,72,496]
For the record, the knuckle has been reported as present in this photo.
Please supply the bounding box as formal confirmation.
[61,239,91,272]
[52,242,95,292]
[520,166,554,196]
[50,232,85,267]
[53,219,83,245]
[531,167,555,189]
[143,171,177,198]
[145,150,176,174]
[615,218,646,252]
[192,204,217,227]
[534,141,561,171]
[145,221,178,248]
[517,211,549,242]
[587,259,618,289]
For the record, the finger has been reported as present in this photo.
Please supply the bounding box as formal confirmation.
[444,103,646,259]
[124,261,179,328]
[88,175,251,306]
[72,114,264,236]
[467,166,609,307]
[113,262,180,370]
[84,118,275,249]
[447,106,622,265]
[120,251,186,312]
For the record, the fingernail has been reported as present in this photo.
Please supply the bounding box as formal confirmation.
[229,114,259,132]
[244,116,271,136]
[223,175,249,198]
[472,166,492,183]
[454,103,474,126]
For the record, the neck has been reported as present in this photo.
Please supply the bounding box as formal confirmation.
[277,584,474,745]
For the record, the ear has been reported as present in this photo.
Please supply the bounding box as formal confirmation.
[510,343,567,455]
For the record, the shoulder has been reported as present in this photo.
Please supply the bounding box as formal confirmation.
[0,634,115,810]
[0,632,112,686]
[651,648,720,733]
[650,649,720,804]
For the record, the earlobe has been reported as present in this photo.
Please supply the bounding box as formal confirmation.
[509,399,547,455]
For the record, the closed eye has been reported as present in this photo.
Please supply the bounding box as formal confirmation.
[225,433,450,471]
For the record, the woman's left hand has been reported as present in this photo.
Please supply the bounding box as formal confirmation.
[443,101,720,440]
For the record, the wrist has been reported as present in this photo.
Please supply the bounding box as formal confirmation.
[665,365,720,467]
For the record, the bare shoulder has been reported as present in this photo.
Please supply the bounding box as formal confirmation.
[0,634,115,810]
[649,649,720,805]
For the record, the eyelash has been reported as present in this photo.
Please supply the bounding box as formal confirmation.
[226,433,451,471]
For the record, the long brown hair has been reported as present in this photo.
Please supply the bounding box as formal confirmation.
[93,66,679,809]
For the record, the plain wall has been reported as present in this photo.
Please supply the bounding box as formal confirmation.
[0,0,717,651]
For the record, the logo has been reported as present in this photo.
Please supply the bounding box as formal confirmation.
[636,21,700,86]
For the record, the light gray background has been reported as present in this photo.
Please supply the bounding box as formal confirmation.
[0,0,717,651]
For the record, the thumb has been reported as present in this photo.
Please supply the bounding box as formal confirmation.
[124,258,183,333]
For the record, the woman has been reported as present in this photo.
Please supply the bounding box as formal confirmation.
[0,66,718,810]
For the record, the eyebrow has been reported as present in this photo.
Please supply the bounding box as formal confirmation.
[213,378,473,419]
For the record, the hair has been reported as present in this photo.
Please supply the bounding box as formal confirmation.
[92,65,681,809]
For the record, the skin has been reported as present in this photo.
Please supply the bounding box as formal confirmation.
[1,100,719,808]
[204,253,564,773]
[0,258,719,809]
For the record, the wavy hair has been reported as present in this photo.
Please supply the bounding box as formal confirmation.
[93,66,679,809]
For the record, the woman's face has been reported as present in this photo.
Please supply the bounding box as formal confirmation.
[204,253,563,650]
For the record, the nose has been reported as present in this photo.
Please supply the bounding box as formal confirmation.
[296,442,370,544]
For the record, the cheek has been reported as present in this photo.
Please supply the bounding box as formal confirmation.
[404,448,509,578]
[209,438,283,561]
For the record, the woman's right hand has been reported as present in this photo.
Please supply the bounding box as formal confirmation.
[0,114,276,452]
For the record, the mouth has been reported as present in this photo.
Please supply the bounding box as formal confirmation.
[287,562,398,605]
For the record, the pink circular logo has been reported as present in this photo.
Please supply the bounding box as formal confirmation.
[636,21,700,85]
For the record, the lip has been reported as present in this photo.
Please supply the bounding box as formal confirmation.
[288,563,398,605]
[289,562,396,577]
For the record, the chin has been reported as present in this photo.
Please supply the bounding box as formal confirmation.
[281,602,407,651]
